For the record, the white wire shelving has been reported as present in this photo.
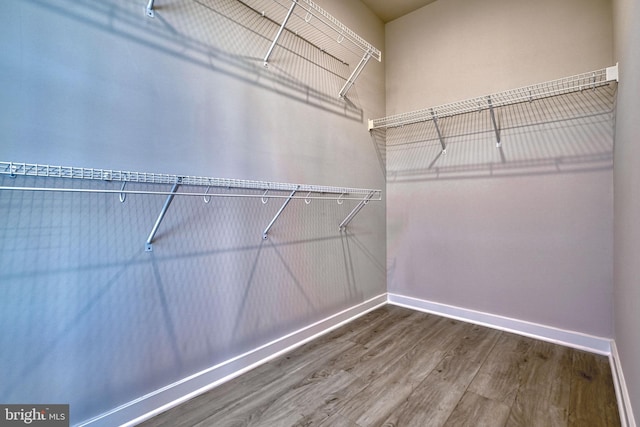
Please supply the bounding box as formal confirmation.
[146,0,381,98]
[0,161,382,249]
[239,0,382,98]
[369,64,619,150]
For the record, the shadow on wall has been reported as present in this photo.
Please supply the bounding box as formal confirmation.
[385,84,616,182]
[26,0,363,121]
[0,177,384,424]
[369,127,387,179]
[385,83,615,332]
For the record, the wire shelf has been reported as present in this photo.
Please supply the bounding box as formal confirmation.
[240,0,381,63]
[369,65,618,130]
[292,0,381,62]
[0,161,382,200]
[234,0,381,97]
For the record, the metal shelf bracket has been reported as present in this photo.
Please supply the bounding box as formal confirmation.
[339,191,376,231]
[430,109,447,154]
[263,186,298,239]
[339,51,372,98]
[487,96,501,148]
[606,63,619,82]
[263,0,297,67]
[145,179,181,252]
[145,0,155,17]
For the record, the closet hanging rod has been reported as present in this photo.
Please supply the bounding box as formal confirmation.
[0,161,382,201]
[0,186,383,201]
[368,64,619,130]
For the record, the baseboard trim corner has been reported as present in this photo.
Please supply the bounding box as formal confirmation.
[387,293,612,355]
[610,340,637,427]
[78,293,387,427]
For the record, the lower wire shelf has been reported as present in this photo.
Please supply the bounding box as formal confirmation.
[0,161,382,250]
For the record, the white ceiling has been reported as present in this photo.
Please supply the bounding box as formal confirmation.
[360,0,438,23]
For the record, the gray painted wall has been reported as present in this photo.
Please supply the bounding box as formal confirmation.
[613,0,640,422]
[385,0,614,114]
[385,0,615,337]
[0,0,385,424]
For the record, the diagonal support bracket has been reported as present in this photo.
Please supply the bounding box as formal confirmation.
[339,51,372,98]
[263,187,298,239]
[145,0,155,17]
[339,191,376,231]
[145,180,180,251]
[430,109,446,154]
[487,96,501,148]
[263,0,297,67]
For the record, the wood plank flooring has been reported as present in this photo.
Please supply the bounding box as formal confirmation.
[140,306,620,427]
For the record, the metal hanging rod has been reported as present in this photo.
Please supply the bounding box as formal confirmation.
[368,64,619,130]
[0,186,383,201]
[0,161,381,200]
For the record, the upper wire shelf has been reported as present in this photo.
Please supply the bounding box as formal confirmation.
[237,0,381,98]
[369,65,619,130]
[145,0,381,97]
[265,0,382,62]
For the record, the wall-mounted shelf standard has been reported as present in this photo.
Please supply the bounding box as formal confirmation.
[0,162,382,250]
[369,64,619,149]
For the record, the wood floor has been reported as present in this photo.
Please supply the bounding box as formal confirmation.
[140,305,620,427]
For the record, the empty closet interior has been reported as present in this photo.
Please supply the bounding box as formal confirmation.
[1,0,638,425]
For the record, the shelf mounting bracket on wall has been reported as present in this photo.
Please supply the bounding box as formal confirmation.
[430,109,447,154]
[263,0,297,67]
[339,190,376,231]
[339,51,372,99]
[145,179,181,252]
[263,186,299,239]
[487,95,501,148]
[145,0,155,17]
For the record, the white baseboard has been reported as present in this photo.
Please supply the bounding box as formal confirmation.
[77,293,387,427]
[78,292,635,427]
[387,293,612,355]
[610,341,637,427]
